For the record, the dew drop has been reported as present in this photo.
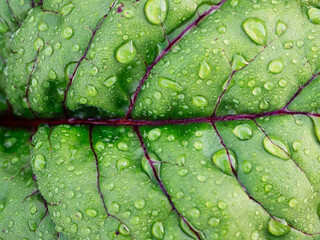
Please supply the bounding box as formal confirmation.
[192,96,208,107]
[158,77,183,92]
[148,128,161,141]
[119,223,130,236]
[263,136,289,160]
[117,158,130,172]
[134,199,145,209]
[151,221,165,239]
[145,0,168,25]
[268,218,290,236]
[276,20,287,36]
[116,40,137,64]
[49,69,57,80]
[212,149,237,175]
[198,60,211,79]
[308,8,320,24]
[60,3,75,15]
[311,116,320,143]
[33,37,44,50]
[268,58,284,73]
[85,209,97,217]
[242,18,267,46]
[38,22,49,32]
[34,154,46,171]
[231,53,248,71]
[233,124,253,140]
[104,76,117,87]
[62,26,74,39]
[208,217,220,227]
[243,160,252,173]
[86,85,97,96]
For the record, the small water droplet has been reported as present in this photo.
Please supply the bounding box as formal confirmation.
[192,96,208,107]
[268,58,284,73]
[148,128,161,141]
[134,199,145,209]
[308,8,320,24]
[104,76,117,87]
[188,208,200,218]
[34,154,46,171]
[62,26,74,39]
[116,40,137,63]
[60,3,75,15]
[198,60,211,79]
[86,85,97,96]
[33,37,44,50]
[117,158,130,172]
[85,208,97,217]
[243,160,252,173]
[208,217,220,227]
[119,223,130,236]
[38,22,48,32]
[49,69,57,80]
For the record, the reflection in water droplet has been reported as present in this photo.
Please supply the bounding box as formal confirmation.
[62,26,74,39]
[308,8,320,24]
[268,58,284,73]
[192,96,208,107]
[233,124,253,140]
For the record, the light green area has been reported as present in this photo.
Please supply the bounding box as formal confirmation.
[0,128,57,239]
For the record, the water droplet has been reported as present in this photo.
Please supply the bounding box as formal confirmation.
[104,76,117,87]
[117,158,130,172]
[259,99,269,110]
[74,211,83,220]
[70,223,78,233]
[233,124,253,140]
[85,208,97,217]
[116,40,137,63]
[188,208,200,218]
[60,3,75,15]
[308,8,320,24]
[28,220,37,231]
[212,149,237,175]
[208,217,220,227]
[158,77,183,92]
[34,37,44,50]
[44,46,53,56]
[268,58,284,73]
[193,140,203,150]
[134,199,145,209]
[263,136,289,160]
[268,218,290,236]
[49,69,57,80]
[242,18,267,46]
[79,97,87,104]
[192,96,208,107]
[86,85,97,96]
[288,198,297,208]
[119,223,130,236]
[3,137,17,148]
[251,231,259,240]
[243,160,252,173]
[198,60,211,79]
[38,22,48,32]
[231,54,248,71]
[145,0,168,25]
[118,142,128,151]
[230,0,239,7]
[62,26,74,39]
[283,41,293,49]
[276,20,287,36]
[10,157,19,165]
[152,221,165,239]
[148,128,161,141]
[34,154,46,171]
[218,200,228,209]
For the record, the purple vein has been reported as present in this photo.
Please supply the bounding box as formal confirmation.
[124,0,227,119]
[89,125,135,239]
[62,0,118,117]
[212,42,272,117]
[134,126,203,240]
[26,48,40,119]
[89,125,110,215]
[212,121,320,236]
[281,71,320,111]
[6,0,20,26]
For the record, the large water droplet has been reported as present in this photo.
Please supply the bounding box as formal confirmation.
[276,20,287,36]
[242,18,267,46]
[145,0,168,25]
[212,149,237,175]
[263,136,289,160]
[34,154,46,171]
[152,221,165,239]
[198,60,211,79]
[104,76,117,87]
[232,54,248,71]
[148,128,161,141]
[38,22,49,32]
[85,208,97,217]
[62,26,74,39]
[34,37,44,50]
[116,40,137,64]
[268,58,284,73]
[208,217,220,227]
[158,77,183,92]
[134,199,145,209]
[308,8,320,24]
[233,124,253,140]
[268,218,290,236]
[119,223,130,236]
